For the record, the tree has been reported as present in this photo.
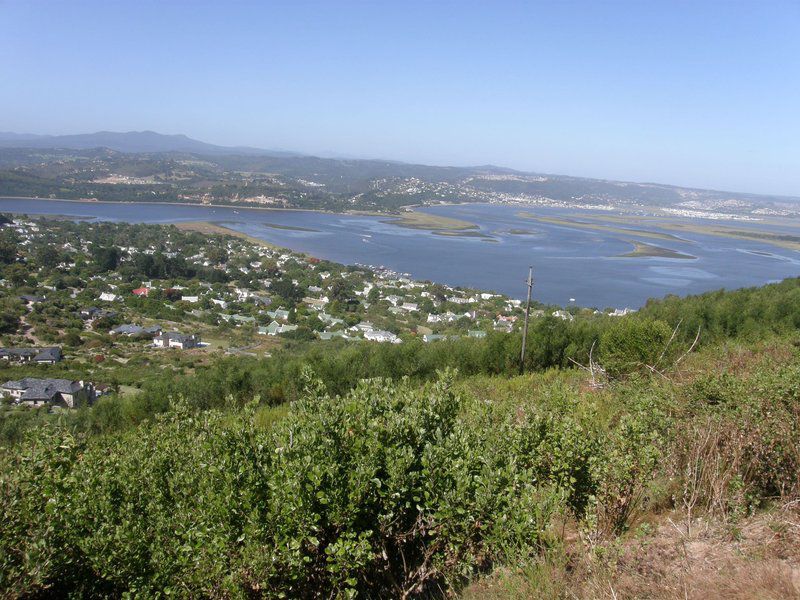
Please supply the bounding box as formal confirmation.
[271,277,303,303]
[329,279,354,304]
[93,247,122,271]
[206,247,228,265]
[4,264,29,287]
[0,240,18,264]
[64,330,83,347]
[0,299,21,333]
[35,246,60,269]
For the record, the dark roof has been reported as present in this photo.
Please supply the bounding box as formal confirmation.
[34,347,61,362]
[0,347,61,362]
[2,377,81,401]
[0,348,38,359]
[112,324,144,335]
[113,324,162,336]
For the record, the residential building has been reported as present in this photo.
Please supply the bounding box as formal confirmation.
[259,321,299,336]
[267,308,290,321]
[364,330,401,344]
[1,378,95,408]
[110,324,162,337]
[153,332,201,349]
[0,347,62,364]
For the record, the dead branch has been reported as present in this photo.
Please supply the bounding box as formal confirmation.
[655,318,683,368]
[675,326,702,367]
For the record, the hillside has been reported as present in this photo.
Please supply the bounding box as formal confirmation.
[1,132,798,216]
[1,214,799,597]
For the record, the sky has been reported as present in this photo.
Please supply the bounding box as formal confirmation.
[1,0,799,196]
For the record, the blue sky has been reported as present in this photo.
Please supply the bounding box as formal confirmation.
[1,0,799,196]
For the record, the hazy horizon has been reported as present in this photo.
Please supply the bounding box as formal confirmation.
[2,0,799,196]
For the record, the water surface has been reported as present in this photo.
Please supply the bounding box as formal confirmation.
[1,197,798,308]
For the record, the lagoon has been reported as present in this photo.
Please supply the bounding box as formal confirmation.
[1,197,798,308]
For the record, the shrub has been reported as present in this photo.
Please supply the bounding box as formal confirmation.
[600,318,674,379]
[0,372,569,597]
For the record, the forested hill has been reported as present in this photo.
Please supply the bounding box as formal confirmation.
[2,132,798,215]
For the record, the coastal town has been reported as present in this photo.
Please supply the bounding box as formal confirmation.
[0,214,634,411]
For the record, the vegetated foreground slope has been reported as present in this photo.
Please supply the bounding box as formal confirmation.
[2,281,800,597]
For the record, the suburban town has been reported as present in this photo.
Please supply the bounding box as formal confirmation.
[0,214,635,413]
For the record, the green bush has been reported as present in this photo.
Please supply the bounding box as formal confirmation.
[600,317,673,379]
[1,372,583,597]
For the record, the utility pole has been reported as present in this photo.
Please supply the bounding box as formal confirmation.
[519,266,533,375]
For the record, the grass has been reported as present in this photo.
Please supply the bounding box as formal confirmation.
[517,213,688,242]
[567,213,800,252]
[679,225,800,251]
[432,230,495,239]
[620,241,696,259]
[260,222,319,232]
[461,507,800,599]
[174,221,280,249]
[383,210,479,231]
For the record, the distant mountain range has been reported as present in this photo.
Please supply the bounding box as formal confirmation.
[0,130,299,157]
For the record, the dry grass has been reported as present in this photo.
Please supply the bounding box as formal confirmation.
[174,221,279,249]
[462,508,800,599]
[382,210,478,231]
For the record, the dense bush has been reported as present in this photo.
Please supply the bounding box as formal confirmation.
[0,369,666,597]
[599,317,674,379]
[670,359,800,519]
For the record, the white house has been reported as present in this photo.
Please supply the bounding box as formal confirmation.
[427,312,458,324]
[259,321,299,336]
[153,332,201,349]
[364,330,401,344]
[351,321,375,333]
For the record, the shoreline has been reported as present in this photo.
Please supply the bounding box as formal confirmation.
[173,221,281,250]
[0,195,476,232]
[0,195,379,216]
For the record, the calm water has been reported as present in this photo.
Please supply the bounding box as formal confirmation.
[1,197,799,308]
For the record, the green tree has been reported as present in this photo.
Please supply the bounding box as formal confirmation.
[92,246,122,271]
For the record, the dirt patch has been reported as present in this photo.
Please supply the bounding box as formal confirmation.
[462,508,800,599]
